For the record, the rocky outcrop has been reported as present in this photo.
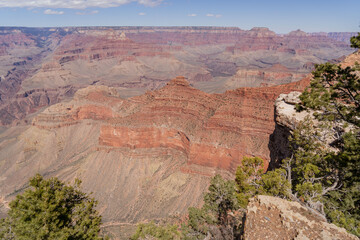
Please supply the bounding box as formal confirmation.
[270,50,360,168]
[268,90,307,167]
[243,195,358,240]
[33,77,309,172]
[274,91,307,130]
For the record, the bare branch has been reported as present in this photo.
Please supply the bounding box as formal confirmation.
[322,177,339,195]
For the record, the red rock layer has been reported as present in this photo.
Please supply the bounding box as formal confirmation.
[53,33,176,64]
[230,64,308,87]
[34,76,309,172]
[51,27,353,67]
[99,126,191,155]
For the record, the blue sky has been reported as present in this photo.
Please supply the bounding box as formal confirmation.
[0,0,359,33]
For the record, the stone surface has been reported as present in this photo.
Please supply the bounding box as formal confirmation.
[274,91,309,130]
[244,195,358,240]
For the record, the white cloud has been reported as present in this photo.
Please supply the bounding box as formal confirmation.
[137,0,162,7]
[206,13,222,18]
[0,0,163,9]
[138,12,146,15]
[44,9,64,15]
[188,13,197,17]
[76,10,99,15]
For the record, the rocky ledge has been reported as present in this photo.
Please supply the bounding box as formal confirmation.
[244,195,358,240]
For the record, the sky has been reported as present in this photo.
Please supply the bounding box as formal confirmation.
[0,0,359,33]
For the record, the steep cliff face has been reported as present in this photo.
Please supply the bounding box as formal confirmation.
[243,196,358,240]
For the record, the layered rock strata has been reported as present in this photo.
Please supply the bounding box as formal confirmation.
[0,27,355,126]
[0,76,308,226]
[33,76,308,172]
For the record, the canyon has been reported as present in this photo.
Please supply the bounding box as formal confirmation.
[0,27,355,125]
[0,26,358,238]
[0,75,308,222]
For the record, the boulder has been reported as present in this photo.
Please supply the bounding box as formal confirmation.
[244,195,358,240]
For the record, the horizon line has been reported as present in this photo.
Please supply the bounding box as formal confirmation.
[0,25,358,34]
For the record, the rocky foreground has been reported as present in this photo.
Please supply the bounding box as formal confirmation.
[244,195,358,240]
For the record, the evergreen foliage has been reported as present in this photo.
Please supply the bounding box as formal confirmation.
[235,157,264,208]
[235,157,289,208]
[350,33,360,49]
[288,38,360,236]
[203,175,239,225]
[297,62,360,127]
[0,174,106,240]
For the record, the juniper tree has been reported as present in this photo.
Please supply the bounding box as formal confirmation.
[286,35,360,236]
[0,174,106,240]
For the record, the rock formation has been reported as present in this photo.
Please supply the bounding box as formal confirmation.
[33,76,309,170]
[226,64,307,88]
[243,195,358,240]
[0,76,309,228]
[0,27,355,125]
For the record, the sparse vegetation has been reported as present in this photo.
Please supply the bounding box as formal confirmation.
[131,175,242,240]
[130,222,180,240]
